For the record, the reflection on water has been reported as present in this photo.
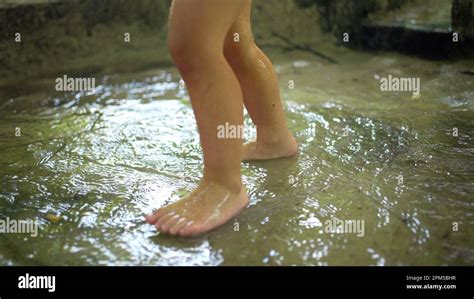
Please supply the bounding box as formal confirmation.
[0,48,473,266]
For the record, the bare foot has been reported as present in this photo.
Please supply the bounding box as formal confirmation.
[145,180,248,236]
[242,128,298,161]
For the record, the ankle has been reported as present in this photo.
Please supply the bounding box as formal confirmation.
[256,125,293,146]
[201,175,243,194]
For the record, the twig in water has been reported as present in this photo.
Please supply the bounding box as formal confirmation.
[271,31,338,64]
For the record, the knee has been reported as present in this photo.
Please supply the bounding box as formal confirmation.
[168,34,219,76]
[224,33,257,65]
[168,35,193,74]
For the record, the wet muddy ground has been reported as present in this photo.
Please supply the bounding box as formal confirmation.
[0,45,473,265]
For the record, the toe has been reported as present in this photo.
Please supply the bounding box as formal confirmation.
[169,217,189,235]
[154,212,176,230]
[177,221,193,236]
[145,208,167,224]
[179,221,205,236]
[159,214,181,232]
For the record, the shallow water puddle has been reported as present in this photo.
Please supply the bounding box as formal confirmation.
[0,51,473,265]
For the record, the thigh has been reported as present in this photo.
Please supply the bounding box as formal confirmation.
[169,0,247,48]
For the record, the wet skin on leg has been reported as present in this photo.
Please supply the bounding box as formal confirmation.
[223,1,298,161]
[145,0,248,236]
[146,0,297,236]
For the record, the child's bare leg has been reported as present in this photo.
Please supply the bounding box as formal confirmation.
[145,0,248,236]
[224,0,297,161]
